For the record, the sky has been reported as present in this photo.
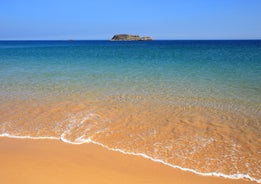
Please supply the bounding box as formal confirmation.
[0,0,261,40]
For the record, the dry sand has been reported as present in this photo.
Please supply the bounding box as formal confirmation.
[0,137,255,184]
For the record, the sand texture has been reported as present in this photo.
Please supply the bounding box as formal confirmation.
[0,137,255,184]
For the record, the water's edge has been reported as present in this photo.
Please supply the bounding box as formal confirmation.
[0,133,259,183]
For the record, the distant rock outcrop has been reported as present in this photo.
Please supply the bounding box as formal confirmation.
[140,36,153,41]
[111,34,152,41]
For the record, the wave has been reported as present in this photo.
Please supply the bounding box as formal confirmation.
[0,132,260,183]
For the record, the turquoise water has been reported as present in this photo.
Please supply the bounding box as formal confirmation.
[0,40,261,181]
[1,41,260,102]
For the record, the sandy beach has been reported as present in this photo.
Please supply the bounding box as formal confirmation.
[0,137,255,184]
[1,0,261,183]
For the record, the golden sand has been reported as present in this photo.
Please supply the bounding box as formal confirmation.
[0,137,255,184]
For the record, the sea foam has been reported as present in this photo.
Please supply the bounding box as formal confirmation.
[0,133,59,140]
[0,132,260,183]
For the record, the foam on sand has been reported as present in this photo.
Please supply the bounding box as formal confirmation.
[0,132,259,183]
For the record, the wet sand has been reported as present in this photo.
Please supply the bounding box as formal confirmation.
[0,137,255,184]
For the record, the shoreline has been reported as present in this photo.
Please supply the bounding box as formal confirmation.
[0,137,256,184]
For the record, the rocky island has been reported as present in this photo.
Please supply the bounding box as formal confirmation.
[111,34,153,41]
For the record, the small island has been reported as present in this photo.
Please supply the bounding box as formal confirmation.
[111,34,153,41]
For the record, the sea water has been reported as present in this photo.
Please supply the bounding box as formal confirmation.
[0,40,260,182]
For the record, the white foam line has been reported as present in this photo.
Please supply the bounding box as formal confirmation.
[0,133,59,140]
[0,133,260,183]
[86,139,261,183]
[60,135,92,145]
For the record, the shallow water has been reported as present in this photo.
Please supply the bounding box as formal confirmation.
[0,40,260,182]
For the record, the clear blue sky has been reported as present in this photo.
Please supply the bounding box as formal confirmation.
[1,0,261,40]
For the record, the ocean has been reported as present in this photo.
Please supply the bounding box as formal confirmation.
[0,40,260,182]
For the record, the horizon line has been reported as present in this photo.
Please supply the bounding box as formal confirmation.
[0,39,261,41]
